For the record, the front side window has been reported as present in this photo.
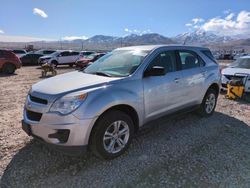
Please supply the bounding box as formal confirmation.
[147,51,176,73]
[178,51,200,70]
[84,50,149,77]
[61,51,70,56]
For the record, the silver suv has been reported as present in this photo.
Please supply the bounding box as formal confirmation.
[22,45,220,159]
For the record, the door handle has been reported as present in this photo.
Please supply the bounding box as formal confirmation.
[174,78,179,83]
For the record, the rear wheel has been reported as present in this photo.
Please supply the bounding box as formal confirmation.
[197,88,217,117]
[90,110,134,159]
[2,63,16,74]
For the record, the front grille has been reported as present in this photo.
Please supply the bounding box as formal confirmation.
[224,74,245,80]
[26,109,42,121]
[29,95,48,105]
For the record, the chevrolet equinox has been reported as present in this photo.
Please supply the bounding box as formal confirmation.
[22,45,221,159]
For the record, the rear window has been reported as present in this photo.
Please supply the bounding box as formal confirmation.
[201,50,217,63]
[0,50,15,58]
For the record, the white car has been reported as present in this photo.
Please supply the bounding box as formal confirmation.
[221,56,250,90]
[39,50,80,67]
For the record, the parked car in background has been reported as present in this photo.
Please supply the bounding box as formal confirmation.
[221,56,250,90]
[75,52,106,68]
[12,49,27,58]
[20,53,44,66]
[79,51,95,57]
[38,50,80,67]
[0,49,21,74]
[22,45,220,159]
[35,49,56,55]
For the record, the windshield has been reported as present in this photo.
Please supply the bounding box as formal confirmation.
[230,58,250,69]
[84,49,149,77]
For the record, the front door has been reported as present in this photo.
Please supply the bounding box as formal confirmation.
[143,50,183,120]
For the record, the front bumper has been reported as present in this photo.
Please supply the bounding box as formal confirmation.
[23,94,98,147]
[22,120,88,155]
[221,75,229,90]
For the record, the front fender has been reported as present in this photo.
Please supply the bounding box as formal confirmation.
[73,81,144,125]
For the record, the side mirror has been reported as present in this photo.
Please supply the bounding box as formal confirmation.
[144,66,165,77]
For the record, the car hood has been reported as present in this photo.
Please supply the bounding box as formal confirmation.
[222,67,250,76]
[32,71,122,95]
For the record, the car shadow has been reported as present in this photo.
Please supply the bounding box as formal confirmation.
[1,111,250,187]
[0,73,17,77]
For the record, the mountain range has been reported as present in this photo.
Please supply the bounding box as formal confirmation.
[0,31,249,51]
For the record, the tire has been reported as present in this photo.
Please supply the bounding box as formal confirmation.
[90,110,134,159]
[69,64,74,67]
[197,88,218,117]
[2,63,16,74]
[51,60,58,67]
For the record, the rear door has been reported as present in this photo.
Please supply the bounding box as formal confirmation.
[143,50,183,120]
[177,50,205,105]
[69,51,80,63]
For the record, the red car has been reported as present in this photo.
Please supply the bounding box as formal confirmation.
[0,49,21,74]
[75,53,106,68]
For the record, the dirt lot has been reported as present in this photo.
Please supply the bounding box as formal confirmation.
[0,65,250,187]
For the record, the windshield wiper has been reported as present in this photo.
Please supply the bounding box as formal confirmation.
[93,71,112,77]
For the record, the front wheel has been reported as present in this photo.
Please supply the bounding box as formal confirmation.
[197,88,218,117]
[90,110,134,159]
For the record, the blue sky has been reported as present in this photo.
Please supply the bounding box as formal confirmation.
[0,0,250,41]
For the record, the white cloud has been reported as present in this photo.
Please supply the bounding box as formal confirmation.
[185,23,193,27]
[124,28,152,35]
[33,8,48,18]
[223,9,231,14]
[185,10,250,37]
[0,29,4,34]
[0,35,53,42]
[62,36,88,41]
[201,10,250,36]
[191,18,204,24]
[225,13,235,20]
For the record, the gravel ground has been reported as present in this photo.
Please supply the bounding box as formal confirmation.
[1,65,250,188]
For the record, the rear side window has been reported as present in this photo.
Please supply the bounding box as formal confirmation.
[148,51,177,73]
[178,51,202,70]
[201,50,217,63]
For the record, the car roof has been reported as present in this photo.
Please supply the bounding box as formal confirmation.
[115,45,209,51]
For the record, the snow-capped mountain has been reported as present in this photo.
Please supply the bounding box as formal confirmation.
[65,33,175,48]
[173,30,233,45]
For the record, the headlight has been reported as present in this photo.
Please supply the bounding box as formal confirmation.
[50,91,87,115]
